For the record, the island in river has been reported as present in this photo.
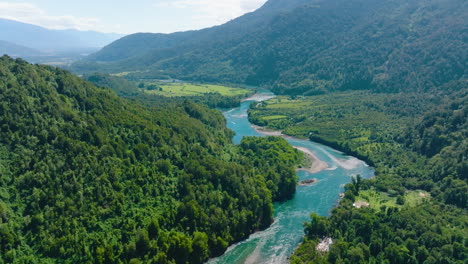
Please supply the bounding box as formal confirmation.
[252,124,328,175]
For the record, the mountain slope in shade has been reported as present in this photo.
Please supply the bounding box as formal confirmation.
[74,0,467,95]
[0,18,123,52]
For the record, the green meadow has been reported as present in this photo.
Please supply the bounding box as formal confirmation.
[145,82,251,97]
[355,189,431,210]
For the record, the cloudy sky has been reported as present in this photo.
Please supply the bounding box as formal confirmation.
[0,0,268,34]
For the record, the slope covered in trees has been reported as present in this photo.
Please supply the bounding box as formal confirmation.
[0,56,302,263]
[73,0,466,95]
[291,201,467,264]
[73,0,309,64]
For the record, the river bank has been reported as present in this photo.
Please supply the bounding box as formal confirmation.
[210,90,374,264]
[252,125,328,174]
[294,146,329,174]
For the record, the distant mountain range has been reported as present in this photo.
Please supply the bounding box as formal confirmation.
[73,0,467,95]
[0,40,43,57]
[0,18,124,63]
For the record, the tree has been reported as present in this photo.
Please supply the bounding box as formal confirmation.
[304,213,329,239]
[191,232,209,263]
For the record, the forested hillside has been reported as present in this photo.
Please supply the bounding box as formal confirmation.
[0,56,302,263]
[74,0,309,64]
[73,0,466,95]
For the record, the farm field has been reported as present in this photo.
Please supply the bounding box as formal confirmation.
[145,82,251,97]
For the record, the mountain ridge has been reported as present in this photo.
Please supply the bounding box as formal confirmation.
[82,0,311,64]
[0,39,43,57]
[0,18,124,53]
[73,0,467,95]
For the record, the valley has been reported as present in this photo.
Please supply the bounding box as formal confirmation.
[0,0,466,263]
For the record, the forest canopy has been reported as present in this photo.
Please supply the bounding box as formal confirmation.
[0,56,302,263]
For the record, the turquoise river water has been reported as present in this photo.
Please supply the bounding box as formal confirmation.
[208,90,374,264]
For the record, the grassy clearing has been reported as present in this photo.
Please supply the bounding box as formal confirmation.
[405,190,431,207]
[356,189,431,210]
[356,189,397,209]
[264,97,313,109]
[145,83,251,97]
[111,71,137,77]
[262,115,288,120]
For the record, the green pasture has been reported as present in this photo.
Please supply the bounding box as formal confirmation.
[111,71,136,77]
[356,189,431,210]
[145,83,251,97]
[262,115,288,120]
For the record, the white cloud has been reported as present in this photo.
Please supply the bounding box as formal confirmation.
[154,0,267,26]
[0,2,100,31]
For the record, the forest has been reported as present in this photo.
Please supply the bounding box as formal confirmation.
[0,56,303,263]
[249,87,467,263]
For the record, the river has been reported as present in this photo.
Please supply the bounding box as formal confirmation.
[208,90,374,264]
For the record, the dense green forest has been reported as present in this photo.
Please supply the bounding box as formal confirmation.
[72,0,466,95]
[1,0,466,262]
[0,56,303,263]
[249,88,467,263]
[291,202,467,264]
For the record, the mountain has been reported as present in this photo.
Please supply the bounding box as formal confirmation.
[74,0,467,95]
[0,55,302,263]
[0,40,43,57]
[0,18,123,53]
[76,0,310,65]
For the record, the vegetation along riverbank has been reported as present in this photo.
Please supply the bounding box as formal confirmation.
[249,90,467,263]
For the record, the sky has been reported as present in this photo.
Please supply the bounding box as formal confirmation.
[0,0,268,34]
